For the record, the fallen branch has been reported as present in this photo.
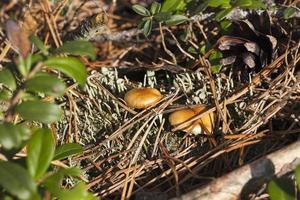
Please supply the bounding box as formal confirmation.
[172,140,300,200]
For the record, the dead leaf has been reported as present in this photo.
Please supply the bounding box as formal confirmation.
[5,20,30,58]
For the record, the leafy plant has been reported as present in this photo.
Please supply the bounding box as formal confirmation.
[267,165,300,200]
[283,7,297,19]
[0,20,96,200]
[133,0,266,36]
[132,1,189,36]
[210,0,266,21]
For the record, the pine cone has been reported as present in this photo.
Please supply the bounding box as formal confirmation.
[217,11,287,82]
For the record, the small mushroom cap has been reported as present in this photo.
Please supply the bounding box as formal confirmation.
[191,105,214,134]
[168,108,196,132]
[168,104,214,135]
[124,88,162,109]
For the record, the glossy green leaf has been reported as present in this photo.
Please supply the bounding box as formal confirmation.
[0,69,16,91]
[0,122,30,150]
[16,100,63,124]
[25,73,66,97]
[235,0,252,7]
[30,35,48,55]
[44,168,90,199]
[61,182,96,200]
[44,167,81,193]
[207,0,231,8]
[176,0,187,11]
[161,0,183,12]
[0,161,37,200]
[165,14,189,26]
[54,143,83,160]
[151,2,161,15]
[267,178,295,200]
[44,56,87,87]
[143,20,153,37]
[283,7,296,19]
[295,165,300,190]
[211,64,223,73]
[132,5,151,16]
[244,0,266,9]
[215,8,233,21]
[55,40,96,60]
[27,128,55,180]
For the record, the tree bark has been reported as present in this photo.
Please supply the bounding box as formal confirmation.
[172,140,300,200]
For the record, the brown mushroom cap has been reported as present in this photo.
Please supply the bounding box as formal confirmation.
[168,104,214,135]
[124,88,162,109]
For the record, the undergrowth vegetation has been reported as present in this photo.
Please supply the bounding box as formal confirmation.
[0,0,299,199]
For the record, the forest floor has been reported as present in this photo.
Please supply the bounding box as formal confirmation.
[0,0,299,199]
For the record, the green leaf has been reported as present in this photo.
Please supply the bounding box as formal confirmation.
[132,5,151,16]
[0,122,30,150]
[25,72,66,97]
[0,69,16,91]
[235,0,252,7]
[267,178,295,200]
[44,168,93,200]
[143,20,153,37]
[295,165,300,190]
[55,40,96,60]
[150,2,161,15]
[18,54,32,77]
[209,50,223,61]
[209,50,223,73]
[215,8,233,21]
[60,182,96,200]
[27,128,55,180]
[54,143,83,160]
[220,20,232,32]
[211,64,223,73]
[138,20,147,30]
[4,196,14,200]
[0,89,12,100]
[161,0,183,12]
[154,12,172,22]
[165,14,189,26]
[207,0,231,8]
[283,7,296,19]
[16,100,63,124]
[200,44,211,55]
[0,161,37,200]
[44,56,87,87]
[242,0,266,9]
[187,46,197,54]
[29,35,48,55]
[44,167,81,195]
[31,54,44,64]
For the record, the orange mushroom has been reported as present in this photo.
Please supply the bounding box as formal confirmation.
[169,104,214,135]
[124,87,162,109]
